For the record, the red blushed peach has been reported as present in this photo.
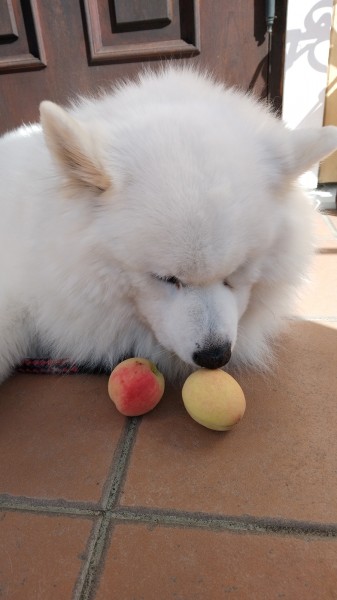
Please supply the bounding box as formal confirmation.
[182,369,246,431]
[108,357,165,416]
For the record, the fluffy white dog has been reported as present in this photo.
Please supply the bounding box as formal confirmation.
[0,66,336,383]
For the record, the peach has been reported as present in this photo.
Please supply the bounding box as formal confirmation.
[108,357,165,416]
[182,369,246,431]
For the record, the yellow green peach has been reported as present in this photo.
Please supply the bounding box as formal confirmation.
[182,369,246,431]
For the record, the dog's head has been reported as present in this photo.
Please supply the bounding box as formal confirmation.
[40,86,337,371]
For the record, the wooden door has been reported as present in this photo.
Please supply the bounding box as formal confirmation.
[0,0,286,135]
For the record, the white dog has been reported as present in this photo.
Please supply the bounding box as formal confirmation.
[0,66,336,383]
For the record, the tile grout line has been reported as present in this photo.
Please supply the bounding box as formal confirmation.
[1,495,336,540]
[75,417,140,600]
[107,507,337,539]
[289,316,337,322]
[103,417,141,511]
[0,495,102,517]
[72,516,105,600]
[301,317,337,321]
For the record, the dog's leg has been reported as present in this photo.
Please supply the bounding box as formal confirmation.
[0,303,32,384]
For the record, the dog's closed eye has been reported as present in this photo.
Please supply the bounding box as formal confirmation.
[152,273,234,290]
[152,274,183,289]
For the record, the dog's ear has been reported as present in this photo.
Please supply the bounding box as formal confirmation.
[40,101,111,193]
[285,126,337,179]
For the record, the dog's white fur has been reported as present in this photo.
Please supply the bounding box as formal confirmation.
[1,66,337,382]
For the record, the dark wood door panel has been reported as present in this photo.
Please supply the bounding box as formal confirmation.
[113,0,171,26]
[0,0,286,134]
[83,0,200,63]
[0,0,18,38]
[0,0,46,71]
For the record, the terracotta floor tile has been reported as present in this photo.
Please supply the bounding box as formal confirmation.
[295,248,337,317]
[313,210,337,243]
[0,511,94,600]
[323,210,337,236]
[120,320,337,522]
[94,523,337,600]
[292,210,337,317]
[0,374,124,503]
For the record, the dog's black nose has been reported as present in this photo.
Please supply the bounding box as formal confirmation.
[192,342,232,369]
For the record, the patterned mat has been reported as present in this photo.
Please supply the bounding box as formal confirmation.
[17,359,110,375]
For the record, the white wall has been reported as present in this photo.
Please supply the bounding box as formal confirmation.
[282,0,333,187]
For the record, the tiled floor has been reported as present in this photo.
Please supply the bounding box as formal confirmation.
[1,204,337,600]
